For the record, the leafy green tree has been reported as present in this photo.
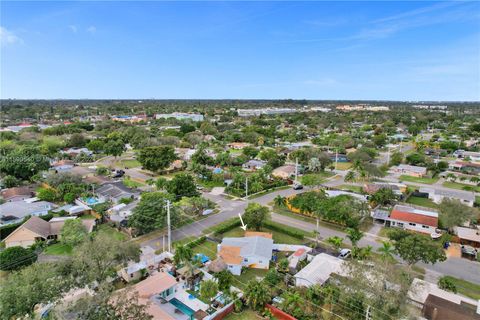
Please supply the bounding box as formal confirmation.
[191,147,214,166]
[326,236,344,252]
[394,234,446,266]
[87,139,105,153]
[0,146,50,180]
[344,170,356,182]
[301,174,325,189]
[214,270,234,292]
[104,139,126,158]
[200,279,219,309]
[244,280,271,311]
[137,146,176,172]
[155,177,168,190]
[242,203,269,231]
[0,246,37,271]
[173,244,193,267]
[439,199,477,232]
[242,146,259,159]
[0,262,70,318]
[370,188,398,206]
[128,192,177,234]
[389,151,403,166]
[377,241,396,263]
[60,219,88,246]
[37,187,59,202]
[68,133,87,148]
[2,175,19,188]
[273,195,286,207]
[166,173,199,198]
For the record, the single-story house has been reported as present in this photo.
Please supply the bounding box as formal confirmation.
[392,164,427,177]
[51,160,75,172]
[96,182,139,204]
[408,278,480,320]
[387,204,438,234]
[419,187,475,207]
[3,216,95,248]
[52,203,92,216]
[453,150,480,162]
[0,200,55,226]
[288,247,307,271]
[294,253,345,287]
[0,187,34,202]
[120,248,175,282]
[61,147,93,157]
[227,142,251,150]
[272,165,296,179]
[363,182,406,195]
[107,199,140,225]
[448,161,480,175]
[174,148,197,161]
[243,159,267,171]
[455,226,480,248]
[125,272,178,320]
[218,232,273,275]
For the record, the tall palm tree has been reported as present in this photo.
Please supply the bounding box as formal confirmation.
[273,195,286,208]
[244,280,271,311]
[200,279,218,309]
[346,228,364,247]
[173,244,193,267]
[326,236,344,252]
[377,241,395,263]
[344,170,356,183]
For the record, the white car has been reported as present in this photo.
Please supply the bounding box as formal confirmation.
[338,248,351,259]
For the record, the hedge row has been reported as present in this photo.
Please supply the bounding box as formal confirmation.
[212,218,242,236]
[186,236,207,249]
[264,220,305,240]
[0,213,55,240]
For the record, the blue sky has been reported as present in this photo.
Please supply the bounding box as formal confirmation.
[1,1,479,101]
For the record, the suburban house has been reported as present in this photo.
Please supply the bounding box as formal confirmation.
[226,142,251,150]
[51,160,75,172]
[363,182,407,195]
[386,204,438,234]
[95,182,139,204]
[272,165,296,180]
[392,164,427,177]
[448,161,480,175]
[3,216,95,248]
[243,159,267,171]
[0,187,34,202]
[119,247,173,282]
[217,231,273,275]
[419,187,475,207]
[0,200,55,226]
[408,278,480,320]
[61,147,93,157]
[52,202,92,216]
[294,253,345,287]
[455,226,480,248]
[155,112,204,122]
[453,150,480,162]
[107,199,140,226]
[288,247,308,271]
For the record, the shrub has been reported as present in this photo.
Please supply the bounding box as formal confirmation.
[212,218,241,235]
[438,276,457,293]
[264,221,305,239]
[0,246,37,271]
[186,236,207,249]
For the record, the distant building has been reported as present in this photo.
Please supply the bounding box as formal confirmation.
[237,108,297,117]
[272,165,296,179]
[0,201,55,226]
[243,159,267,171]
[155,112,204,122]
[112,114,147,123]
[227,142,251,150]
[0,187,34,202]
[453,150,480,162]
[392,164,427,177]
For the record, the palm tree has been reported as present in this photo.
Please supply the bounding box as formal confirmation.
[173,244,193,267]
[183,260,198,290]
[280,291,303,318]
[346,228,364,247]
[244,280,271,311]
[200,279,218,309]
[377,241,395,262]
[326,236,344,252]
[344,170,356,183]
[214,270,233,293]
[273,195,286,208]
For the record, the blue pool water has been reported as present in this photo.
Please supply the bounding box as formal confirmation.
[83,197,100,205]
[169,298,195,319]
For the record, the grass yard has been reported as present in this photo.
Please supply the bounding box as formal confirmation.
[122,177,145,188]
[441,276,480,300]
[273,205,346,232]
[406,196,438,209]
[399,175,439,184]
[43,243,73,255]
[191,240,218,261]
[119,159,141,168]
[248,185,290,199]
[442,181,480,192]
[221,226,305,245]
[336,184,363,193]
[335,162,352,170]
[224,310,259,320]
[96,224,128,241]
[79,214,96,220]
[233,268,269,290]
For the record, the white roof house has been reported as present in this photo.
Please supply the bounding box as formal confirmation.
[294,253,345,287]
[0,201,55,226]
[420,187,475,207]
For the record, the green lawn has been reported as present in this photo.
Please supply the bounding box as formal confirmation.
[399,175,439,184]
[122,177,145,188]
[43,243,73,255]
[273,205,345,232]
[441,276,480,300]
[221,226,305,245]
[224,309,260,320]
[336,184,363,193]
[442,181,480,192]
[247,185,290,199]
[191,240,218,261]
[119,159,141,168]
[96,224,128,241]
[335,162,352,170]
[233,268,269,290]
[406,196,438,209]
[79,214,96,220]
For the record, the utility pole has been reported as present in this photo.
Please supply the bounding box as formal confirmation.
[245,177,248,199]
[165,200,171,253]
[295,157,298,183]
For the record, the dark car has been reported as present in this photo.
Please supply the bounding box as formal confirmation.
[112,170,125,178]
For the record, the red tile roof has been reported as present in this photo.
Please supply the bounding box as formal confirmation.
[390,205,438,228]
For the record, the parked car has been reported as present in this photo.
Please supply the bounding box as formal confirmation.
[112,170,125,178]
[293,183,303,190]
[338,248,351,259]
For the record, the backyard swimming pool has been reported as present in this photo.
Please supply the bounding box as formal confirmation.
[169,298,195,319]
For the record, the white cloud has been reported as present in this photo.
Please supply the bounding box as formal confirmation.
[86,26,96,34]
[0,26,23,46]
[68,25,78,33]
